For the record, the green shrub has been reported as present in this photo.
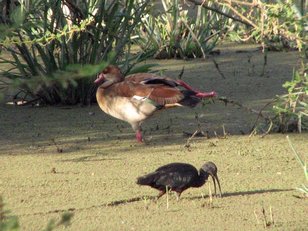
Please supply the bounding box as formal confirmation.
[273,64,308,132]
[134,0,229,59]
[224,0,305,51]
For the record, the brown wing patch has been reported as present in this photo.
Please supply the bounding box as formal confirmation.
[104,81,184,105]
[131,84,184,105]
[126,73,161,83]
[146,86,184,105]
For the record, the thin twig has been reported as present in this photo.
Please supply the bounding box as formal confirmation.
[260,50,268,76]
[270,206,274,226]
[254,210,260,225]
[222,124,227,137]
[262,207,268,228]
[51,138,63,153]
[212,58,226,79]
[250,99,276,132]
[218,97,275,136]
[178,66,185,79]
[184,129,200,148]
[260,119,273,138]
[17,97,41,106]
[224,2,258,28]
[187,0,253,27]
[218,97,269,118]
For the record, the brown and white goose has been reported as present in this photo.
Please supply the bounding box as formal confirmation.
[95,65,216,142]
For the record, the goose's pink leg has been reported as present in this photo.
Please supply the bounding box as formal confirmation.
[196,91,217,98]
[136,130,143,143]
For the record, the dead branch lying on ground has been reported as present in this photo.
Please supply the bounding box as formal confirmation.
[218,97,276,136]
[212,58,226,79]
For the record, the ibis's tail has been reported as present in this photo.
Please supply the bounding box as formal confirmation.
[136,172,158,186]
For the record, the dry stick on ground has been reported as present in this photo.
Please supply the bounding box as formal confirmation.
[218,97,274,136]
[262,207,268,228]
[13,90,41,106]
[254,210,260,225]
[260,51,268,76]
[51,138,63,153]
[184,113,208,147]
[261,206,275,228]
[222,124,228,137]
[17,97,41,106]
[270,206,275,226]
[178,66,185,79]
[250,99,277,135]
[212,58,226,79]
[184,129,200,148]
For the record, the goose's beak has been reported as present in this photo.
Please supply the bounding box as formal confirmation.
[94,73,106,84]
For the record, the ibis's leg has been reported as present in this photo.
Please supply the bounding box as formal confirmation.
[175,192,182,201]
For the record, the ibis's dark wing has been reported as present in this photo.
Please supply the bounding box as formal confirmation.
[155,163,196,172]
[155,171,197,190]
[154,163,199,190]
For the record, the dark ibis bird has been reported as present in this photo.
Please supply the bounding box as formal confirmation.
[136,161,222,200]
[94,65,216,142]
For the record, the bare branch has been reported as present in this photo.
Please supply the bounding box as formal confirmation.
[187,0,254,27]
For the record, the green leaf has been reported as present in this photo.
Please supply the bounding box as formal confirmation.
[10,6,26,26]
[128,64,158,75]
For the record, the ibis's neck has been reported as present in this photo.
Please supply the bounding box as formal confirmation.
[192,170,210,188]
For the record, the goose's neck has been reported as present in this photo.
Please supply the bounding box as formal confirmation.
[100,79,121,88]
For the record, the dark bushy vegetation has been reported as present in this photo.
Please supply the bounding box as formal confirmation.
[273,64,308,133]
[134,0,229,59]
[0,0,151,105]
